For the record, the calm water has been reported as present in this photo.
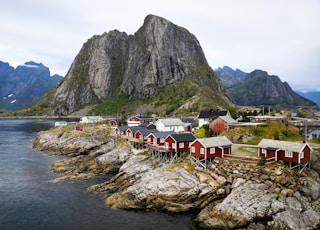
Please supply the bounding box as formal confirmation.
[0,119,199,230]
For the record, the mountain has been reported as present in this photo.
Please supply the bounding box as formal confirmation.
[296,91,320,107]
[0,61,62,111]
[25,14,233,116]
[215,66,317,108]
[215,66,247,88]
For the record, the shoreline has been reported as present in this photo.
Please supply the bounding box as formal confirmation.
[31,125,320,229]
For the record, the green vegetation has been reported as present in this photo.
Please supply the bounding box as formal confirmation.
[222,121,303,145]
[90,94,145,116]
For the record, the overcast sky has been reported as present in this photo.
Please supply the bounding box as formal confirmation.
[1,0,319,91]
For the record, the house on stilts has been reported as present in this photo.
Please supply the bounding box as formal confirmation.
[189,136,233,168]
[257,138,312,173]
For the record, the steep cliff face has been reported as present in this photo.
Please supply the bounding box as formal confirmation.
[48,14,231,115]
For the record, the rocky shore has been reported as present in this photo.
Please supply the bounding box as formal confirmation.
[32,128,320,229]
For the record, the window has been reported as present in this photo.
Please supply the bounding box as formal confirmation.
[300,151,304,159]
[148,137,151,142]
[172,143,176,149]
[191,146,195,153]
[160,138,165,143]
[285,150,293,158]
[179,142,184,148]
[200,148,205,155]
[262,149,266,155]
[210,148,215,154]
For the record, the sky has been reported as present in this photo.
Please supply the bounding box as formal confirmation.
[1,0,319,92]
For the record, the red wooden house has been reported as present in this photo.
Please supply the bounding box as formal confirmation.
[209,115,237,135]
[134,128,157,142]
[257,139,312,172]
[113,126,128,136]
[127,115,154,127]
[164,133,196,153]
[190,136,232,168]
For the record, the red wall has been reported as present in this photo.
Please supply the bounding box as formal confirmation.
[210,117,227,134]
[191,141,220,159]
[135,131,142,140]
[259,148,276,159]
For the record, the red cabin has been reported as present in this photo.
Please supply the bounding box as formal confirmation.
[190,136,232,159]
[190,136,232,168]
[257,139,312,166]
[127,115,154,127]
[209,116,237,135]
[164,133,196,152]
[145,131,175,150]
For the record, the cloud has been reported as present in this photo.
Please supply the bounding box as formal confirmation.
[0,0,319,91]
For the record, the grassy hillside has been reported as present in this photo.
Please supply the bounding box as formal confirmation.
[216,121,303,145]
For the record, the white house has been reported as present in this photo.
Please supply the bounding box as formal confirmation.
[79,116,105,123]
[155,118,185,132]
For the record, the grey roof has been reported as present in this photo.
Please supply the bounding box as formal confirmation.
[138,128,157,136]
[118,126,129,132]
[218,115,237,124]
[194,136,232,148]
[257,138,312,153]
[169,133,196,142]
[153,131,176,138]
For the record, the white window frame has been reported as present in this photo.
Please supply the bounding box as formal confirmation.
[200,148,205,155]
[285,150,293,158]
[262,148,267,155]
[191,146,195,153]
[172,143,176,149]
[160,138,165,143]
[300,151,304,159]
[179,142,184,148]
[210,147,215,154]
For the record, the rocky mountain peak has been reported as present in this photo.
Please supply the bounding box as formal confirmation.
[48,14,230,115]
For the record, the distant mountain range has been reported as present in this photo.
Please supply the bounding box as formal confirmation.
[295,91,320,107]
[0,61,62,111]
[215,66,317,108]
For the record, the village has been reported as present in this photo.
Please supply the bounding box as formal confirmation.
[37,108,320,229]
[55,108,318,174]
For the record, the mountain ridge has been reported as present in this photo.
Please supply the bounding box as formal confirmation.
[215,66,317,108]
[0,61,62,111]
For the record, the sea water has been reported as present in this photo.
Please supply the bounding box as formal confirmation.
[0,119,199,230]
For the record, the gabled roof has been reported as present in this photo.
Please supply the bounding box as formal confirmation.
[118,126,129,132]
[126,126,148,133]
[137,128,158,136]
[156,118,184,126]
[193,136,232,148]
[152,131,176,138]
[198,109,228,119]
[257,138,312,153]
[168,133,196,142]
[218,115,237,124]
